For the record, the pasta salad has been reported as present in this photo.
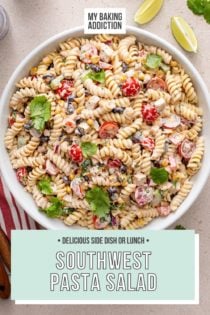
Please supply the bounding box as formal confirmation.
[5,34,204,229]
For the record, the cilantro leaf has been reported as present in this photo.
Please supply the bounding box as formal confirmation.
[85,187,110,218]
[83,70,105,83]
[146,54,162,69]
[81,159,92,174]
[175,224,186,230]
[187,0,206,15]
[29,96,51,131]
[150,167,169,184]
[204,3,210,23]
[81,142,98,158]
[45,197,63,218]
[37,177,53,195]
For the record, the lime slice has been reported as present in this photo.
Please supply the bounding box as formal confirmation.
[171,16,198,53]
[134,0,164,25]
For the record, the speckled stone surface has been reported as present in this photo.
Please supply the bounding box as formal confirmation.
[0,0,210,314]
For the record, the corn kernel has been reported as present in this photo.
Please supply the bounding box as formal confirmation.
[91,55,100,64]
[30,67,37,75]
[133,72,138,79]
[66,186,71,193]
[120,74,127,82]
[161,159,168,167]
[76,106,84,114]
[87,119,94,126]
[69,173,75,180]
[139,73,145,81]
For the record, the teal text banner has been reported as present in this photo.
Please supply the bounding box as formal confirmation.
[11,230,196,302]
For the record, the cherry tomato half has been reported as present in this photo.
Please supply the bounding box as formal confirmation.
[56,79,74,100]
[121,77,141,97]
[69,144,83,163]
[147,77,167,91]
[99,121,119,139]
[141,102,159,124]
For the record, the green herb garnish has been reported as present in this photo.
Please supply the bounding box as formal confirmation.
[204,3,210,22]
[146,54,162,69]
[187,0,206,15]
[81,142,98,158]
[83,70,105,83]
[150,167,169,184]
[85,187,110,218]
[175,224,186,230]
[45,197,63,218]
[81,159,92,173]
[187,0,210,23]
[29,96,51,131]
[37,177,53,195]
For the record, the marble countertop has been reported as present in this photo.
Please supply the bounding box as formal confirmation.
[0,0,210,314]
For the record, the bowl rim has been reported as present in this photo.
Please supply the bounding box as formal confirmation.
[1,25,210,230]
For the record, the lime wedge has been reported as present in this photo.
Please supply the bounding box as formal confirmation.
[134,0,164,25]
[171,16,198,53]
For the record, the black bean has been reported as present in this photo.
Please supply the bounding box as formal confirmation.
[75,118,83,125]
[112,107,125,114]
[122,62,128,73]
[24,121,33,130]
[66,103,75,115]
[83,175,90,182]
[108,187,118,196]
[132,131,142,143]
[42,74,55,83]
[67,95,75,104]
[62,176,70,184]
[120,164,127,173]
[75,127,85,137]
[89,64,101,72]
[40,135,49,143]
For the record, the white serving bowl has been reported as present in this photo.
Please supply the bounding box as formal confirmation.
[0,26,210,230]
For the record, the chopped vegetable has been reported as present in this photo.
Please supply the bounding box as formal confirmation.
[16,167,28,185]
[55,79,74,100]
[69,144,83,163]
[121,77,141,97]
[45,197,63,218]
[81,142,98,158]
[146,54,162,69]
[99,121,119,139]
[108,159,122,168]
[80,44,98,64]
[46,160,59,176]
[29,96,51,131]
[37,177,53,195]
[147,77,167,90]
[140,137,155,151]
[150,167,169,184]
[135,186,153,206]
[85,187,110,218]
[142,102,159,123]
[177,139,195,160]
[84,69,105,83]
